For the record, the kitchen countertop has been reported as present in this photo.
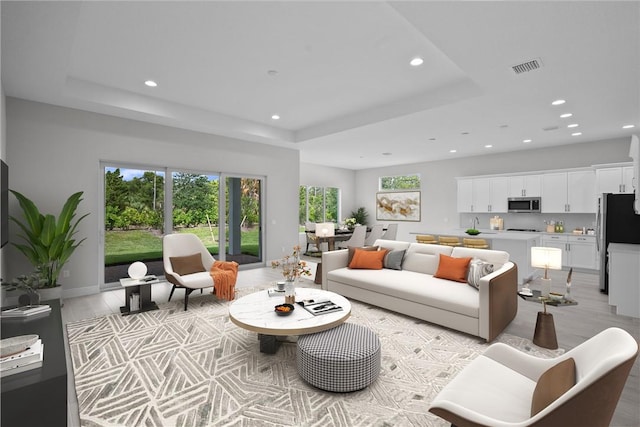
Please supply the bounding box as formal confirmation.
[410,229,596,241]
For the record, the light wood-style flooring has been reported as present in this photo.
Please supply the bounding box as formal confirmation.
[61,262,639,427]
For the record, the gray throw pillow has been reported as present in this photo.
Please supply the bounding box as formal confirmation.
[383,249,406,270]
[467,258,494,289]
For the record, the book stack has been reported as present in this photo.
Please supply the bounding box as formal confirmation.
[129,292,140,311]
[0,339,44,377]
[1,305,51,318]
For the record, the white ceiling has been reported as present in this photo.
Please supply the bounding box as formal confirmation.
[2,1,638,170]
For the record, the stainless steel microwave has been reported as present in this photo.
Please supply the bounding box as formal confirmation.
[508,197,541,213]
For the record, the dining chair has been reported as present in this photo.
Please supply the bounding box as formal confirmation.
[336,225,367,249]
[364,224,385,246]
[380,223,398,240]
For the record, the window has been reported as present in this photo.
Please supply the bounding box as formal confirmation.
[102,163,264,287]
[299,186,340,226]
[379,174,421,190]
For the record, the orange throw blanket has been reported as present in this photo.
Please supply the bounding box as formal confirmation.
[210,260,239,301]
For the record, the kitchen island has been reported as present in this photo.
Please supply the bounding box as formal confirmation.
[410,229,542,284]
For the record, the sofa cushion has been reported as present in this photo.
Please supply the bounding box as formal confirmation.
[402,244,453,275]
[383,249,406,270]
[373,239,411,252]
[170,253,206,275]
[451,247,509,271]
[434,254,472,283]
[467,259,495,290]
[531,358,576,415]
[349,248,388,269]
[347,245,378,264]
[327,268,480,318]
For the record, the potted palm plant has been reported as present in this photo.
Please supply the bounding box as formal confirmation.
[4,190,88,304]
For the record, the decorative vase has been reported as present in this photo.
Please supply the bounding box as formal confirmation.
[38,286,63,306]
[18,290,40,306]
[284,278,296,304]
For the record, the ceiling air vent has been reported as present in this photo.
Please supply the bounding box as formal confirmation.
[511,58,543,75]
[542,125,559,132]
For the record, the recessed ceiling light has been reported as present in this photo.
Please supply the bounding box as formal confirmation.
[622,124,635,129]
[560,113,573,118]
[271,115,280,120]
[410,57,424,66]
[571,132,582,136]
[523,139,532,143]
[485,144,493,148]
[267,70,278,76]
[144,80,158,87]
[567,123,579,128]
[551,99,566,106]
[449,149,457,153]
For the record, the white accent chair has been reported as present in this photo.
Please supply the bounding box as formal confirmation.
[380,223,398,240]
[163,233,215,311]
[364,224,384,246]
[304,221,320,253]
[336,225,366,249]
[429,327,639,427]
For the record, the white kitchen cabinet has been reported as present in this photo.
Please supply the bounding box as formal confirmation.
[541,171,596,213]
[567,235,597,269]
[567,170,597,213]
[457,178,474,212]
[607,243,640,318]
[541,234,597,269]
[509,174,541,197]
[596,165,635,194]
[541,235,568,264]
[457,176,509,213]
[541,173,567,213]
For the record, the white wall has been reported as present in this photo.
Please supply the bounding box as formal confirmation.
[5,98,301,298]
[354,138,633,242]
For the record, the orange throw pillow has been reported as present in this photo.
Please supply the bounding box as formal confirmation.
[349,248,388,269]
[434,254,472,282]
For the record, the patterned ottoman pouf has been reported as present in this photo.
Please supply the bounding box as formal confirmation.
[297,323,381,392]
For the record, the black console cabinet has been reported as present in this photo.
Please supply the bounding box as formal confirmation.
[1,300,67,427]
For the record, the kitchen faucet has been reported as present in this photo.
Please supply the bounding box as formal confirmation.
[472,216,479,229]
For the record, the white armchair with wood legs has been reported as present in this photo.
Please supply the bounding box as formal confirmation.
[429,327,638,427]
[163,233,215,311]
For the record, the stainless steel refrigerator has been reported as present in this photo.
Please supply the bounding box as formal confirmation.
[598,193,640,293]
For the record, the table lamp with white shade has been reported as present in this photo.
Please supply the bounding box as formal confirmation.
[531,247,562,297]
[315,222,335,238]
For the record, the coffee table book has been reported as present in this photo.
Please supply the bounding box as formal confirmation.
[1,305,51,318]
[1,340,44,378]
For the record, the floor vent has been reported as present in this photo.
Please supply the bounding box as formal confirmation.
[511,58,543,74]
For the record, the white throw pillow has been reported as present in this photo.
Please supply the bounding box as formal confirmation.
[467,258,494,290]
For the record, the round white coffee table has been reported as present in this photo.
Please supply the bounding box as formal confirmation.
[229,287,351,353]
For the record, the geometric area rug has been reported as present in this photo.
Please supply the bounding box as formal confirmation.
[67,287,563,427]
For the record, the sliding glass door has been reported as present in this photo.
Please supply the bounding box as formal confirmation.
[102,164,264,286]
[103,166,166,285]
[224,175,262,264]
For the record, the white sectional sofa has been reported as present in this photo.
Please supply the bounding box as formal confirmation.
[321,239,518,342]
